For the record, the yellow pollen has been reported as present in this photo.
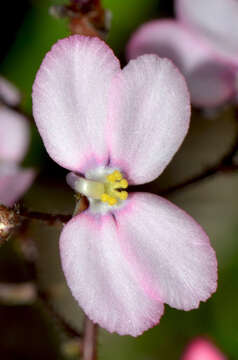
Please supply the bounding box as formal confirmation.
[114,170,122,180]
[118,191,128,201]
[120,179,128,188]
[107,174,115,182]
[108,197,117,206]
[101,193,118,206]
[101,193,109,202]
[102,170,128,206]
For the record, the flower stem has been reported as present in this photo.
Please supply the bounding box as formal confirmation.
[83,316,98,360]
[162,116,238,196]
[161,162,238,196]
[19,208,71,225]
[18,235,82,341]
[38,289,81,338]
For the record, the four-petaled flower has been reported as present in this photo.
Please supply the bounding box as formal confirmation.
[182,338,226,360]
[0,77,35,206]
[32,35,217,336]
[127,0,238,108]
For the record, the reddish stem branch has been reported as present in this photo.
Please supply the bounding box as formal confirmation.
[38,290,81,339]
[161,163,238,196]
[162,120,238,196]
[20,241,82,339]
[20,208,71,225]
[18,197,88,226]
[83,317,98,360]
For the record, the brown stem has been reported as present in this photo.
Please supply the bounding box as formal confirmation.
[38,290,81,338]
[18,197,88,226]
[19,236,82,339]
[19,208,71,225]
[162,120,238,196]
[17,206,85,342]
[83,317,98,360]
[161,163,238,196]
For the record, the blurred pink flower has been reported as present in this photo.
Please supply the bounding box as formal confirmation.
[0,76,21,106]
[182,338,227,360]
[0,79,35,206]
[32,35,217,336]
[127,0,238,108]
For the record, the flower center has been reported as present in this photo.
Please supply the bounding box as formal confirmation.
[69,170,128,207]
[101,170,128,206]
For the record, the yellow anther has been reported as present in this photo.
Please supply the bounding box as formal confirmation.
[108,196,117,206]
[113,170,122,180]
[101,193,117,206]
[119,179,128,189]
[103,170,128,206]
[107,170,123,183]
[101,193,109,202]
[118,191,128,200]
[107,174,116,183]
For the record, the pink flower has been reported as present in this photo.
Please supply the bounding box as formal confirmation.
[32,35,217,336]
[0,76,21,106]
[182,338,227,360]
[0,78,35,206]
[127,0,238,108]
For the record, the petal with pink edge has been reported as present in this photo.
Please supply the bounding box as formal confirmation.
[176,0,238,64]
[115,193,217,310]
[127,21,236,107]
[60,212,164,336]
[0,166,35,207]
[0,76,21,106]
[0,107,29,163]
[108,54,190,185]
[182,338,226,360]
[32,35,120,173]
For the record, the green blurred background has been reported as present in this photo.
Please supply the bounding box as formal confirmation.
[0,0,238,359]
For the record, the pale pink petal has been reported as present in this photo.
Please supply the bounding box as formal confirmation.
[60,212,164,336]
[127,21,236,107]
[108,54,190,185]
[115,193,217,310]
[182,338,226,360]
[32,35,120,173]
[0,76,21,106]
[0,107,29,163]
[0,166,35,206]
[176,0,238,64]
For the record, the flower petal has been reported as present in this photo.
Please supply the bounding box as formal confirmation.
[176,0,238,63]
[0,166,35,206]
[32,35,120,173]
[182,338,226,360]
[60,212,164,336]
[0,107,29,163]
[0,76,21,106]
[108,54,190,185]
[115,193,217,310]
[127,21,236,107]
